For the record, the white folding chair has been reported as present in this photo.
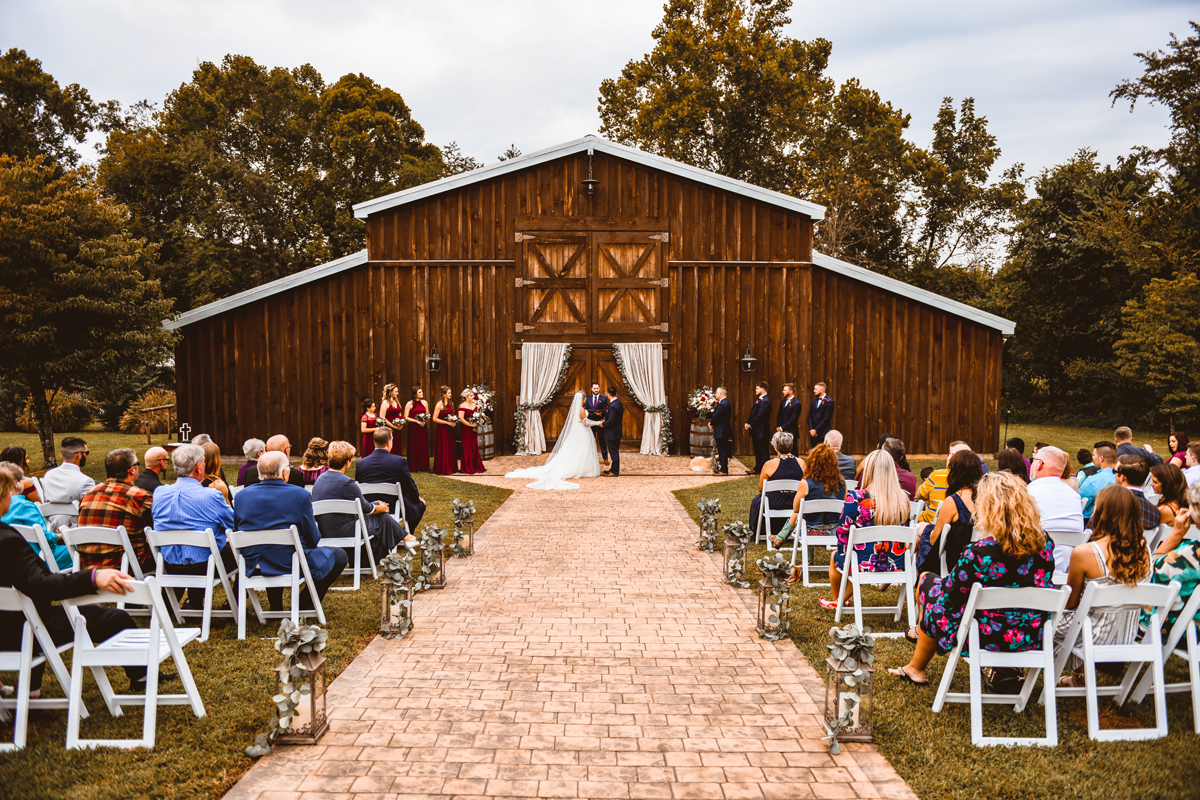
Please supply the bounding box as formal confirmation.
[228,526,325,640]
[145,528,239,642]
[1053,580,1179,742]
[312,499,378,590]
[61,526,148,617]
[845,479,858,491]
[932,584,1069,746]
[358,482,407,532]
[28,476,45,500]
[1129,585,1200,733]
[835,524,917,637]
[9,523,62,573]
[1144,528,1160,550]
[756,480,801,547]
[790,499,844,582]
[63,576,205,749]
[229,485,244,505]
[909,500,926,524]
[1149,523,1172,552]
[1046,530,1092,586]
[36,501,78,534]
[0,587,87,750]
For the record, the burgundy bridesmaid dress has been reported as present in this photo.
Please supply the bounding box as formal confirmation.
[360,413,376,457]
[433,406,458,475]
[385,404,404,455]
[407,401,429,472]
[458,406,486,474]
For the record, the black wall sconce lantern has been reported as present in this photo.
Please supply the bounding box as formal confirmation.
[740,346,757,373]
[426,344,442,372]
[583,147,600,196]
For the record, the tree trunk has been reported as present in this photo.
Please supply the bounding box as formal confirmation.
[26,370,57,469]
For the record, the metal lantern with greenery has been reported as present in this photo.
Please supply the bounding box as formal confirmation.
[452,498,476,557]
[755,552,792,640]
[697,498,721,552]
[378,549,415,639]
[822,624,875,753]
[414,523,448,591]
[721,520,751,588]
[244,619,330,753]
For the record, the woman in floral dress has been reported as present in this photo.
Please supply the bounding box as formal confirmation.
[888,471,1055,686]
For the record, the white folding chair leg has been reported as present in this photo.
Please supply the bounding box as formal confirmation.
[1,625,34,751]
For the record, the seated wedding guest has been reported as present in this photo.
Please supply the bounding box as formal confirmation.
[0,466,160,694]
[1184,443,1200,486]
[77,448,155,572]
[243,435,306,488]
[1167,432,1190,468]
[1115,426,1163,467]
[190,434,230,484]
[750,432,804,539]
[312,441,410,559]
[1114,455,1160,530]
[919,466,933,482]
[355,428,427,533]
[1151,463,1189,528]
[201,443,231,505]
[136,446,169,495]
[233,451,348,611]
[41,436,96,533]
[238,438,266,486]
[1079,441,1118,523]
[1006,438,1031,472]
[914,449,982,581]
[888,471,1055,686]
[821,450,911,610]
[153,444,237,611]
[1054,485,1152,687]
[0,446,41,502]
[825,430,857,480]
[1076,448,1099,483]
[0,463,71,570]
[298,437,330,484]
[1144,482,1200,632]
[1026,445,1084,574]
[916,441,972,524]
[997,447,1030,484]
[882,438,917,500]
[772,443,845,552]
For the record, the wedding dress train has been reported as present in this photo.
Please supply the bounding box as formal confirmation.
[505,392,602,490]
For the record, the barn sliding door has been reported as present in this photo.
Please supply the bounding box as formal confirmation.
[592,232,667,335]
[516,233,589,334]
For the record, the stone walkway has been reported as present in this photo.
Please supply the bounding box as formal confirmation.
[227,456,914,800]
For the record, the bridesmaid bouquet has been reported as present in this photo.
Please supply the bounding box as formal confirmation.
[414,412,432,424]
[465,384,495,417]
[467,408,489,426]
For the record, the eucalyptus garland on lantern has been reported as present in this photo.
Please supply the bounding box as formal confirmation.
[378,549,415,639]
[722,520,751,588]
[244,619,329,758]
[824,624,876,754]
[609,344,673,452]
[697,497,721,552]
[452,498,476,557]
[755,552,793,641]
[513,344,573,453]
[413,523,448,592]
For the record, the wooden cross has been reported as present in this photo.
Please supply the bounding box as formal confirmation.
[179,423,191,443]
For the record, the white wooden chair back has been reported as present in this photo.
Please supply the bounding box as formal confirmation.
[357,482,407,531]
[227,525,325,640]
[62,576,205,749]
[144,527,239,642]
[909,500,925,524]
[61,526,143,579]
[845,479,858,491]
[311,498,377,589]
[35,501,78,532]
[9,523,62,573]
[1053,579,1180,741]
[1046,529,1091,586]
[835,524,918,636]
[757,479,801,547]
[932,584,1069,747]
[791,498,844,583]
[28,476,45,500]
[229,485,244,504]
[1130,583,1200,733]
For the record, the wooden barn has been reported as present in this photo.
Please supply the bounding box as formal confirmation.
[166,135,1014,459]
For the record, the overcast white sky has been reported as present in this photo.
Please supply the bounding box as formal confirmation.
[2,0,1193,182]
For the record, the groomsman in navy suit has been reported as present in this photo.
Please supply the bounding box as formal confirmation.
[807,381,835,446]
[775,382,801,452]
[584,381,611,466]
[709,386,733,475]
[601,387,624,477]
[745,381,772,474]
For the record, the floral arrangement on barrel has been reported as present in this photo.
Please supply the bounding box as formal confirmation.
[687,386,719,419]
[464,384,494,426]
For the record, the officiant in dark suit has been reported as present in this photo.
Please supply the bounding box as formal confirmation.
[354,428,426,533]
[745,381,772,474]
[775,382,801,452]
[807,382,835,446]
[601,387,624,477]
[584,382,611,466]
[709,387,733,475]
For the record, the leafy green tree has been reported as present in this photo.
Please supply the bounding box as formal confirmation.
[99,55,449,309]
[497,144,522,162]
[0,156,175,465]
[1115,272,1200,427]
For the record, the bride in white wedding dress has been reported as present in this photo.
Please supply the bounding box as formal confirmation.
[505,391,602,490]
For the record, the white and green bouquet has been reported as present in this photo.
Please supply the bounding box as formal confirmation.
[688,386,719,419]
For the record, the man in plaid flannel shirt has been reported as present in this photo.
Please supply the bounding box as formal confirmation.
[77,448,155,572]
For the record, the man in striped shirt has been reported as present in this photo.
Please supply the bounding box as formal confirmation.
[77,448,155,571]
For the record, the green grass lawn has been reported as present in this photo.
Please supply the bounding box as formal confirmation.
[0,449,511,800]
[680,423,1200,800]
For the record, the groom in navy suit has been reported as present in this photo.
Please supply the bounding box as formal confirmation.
[601,386,624,477]
[584,382,611,465]
[807,381,835,446]
[709,386,733,475]
[745,381,772,474]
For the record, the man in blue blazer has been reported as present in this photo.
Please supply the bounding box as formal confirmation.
[745,381,772,474]
[312,440,409,560]
[775,382,802,452]
[232,451,348,611]
[353,428,426,533]
[807,382,835,447]
[601,386,624,477]
[709,386,733,475]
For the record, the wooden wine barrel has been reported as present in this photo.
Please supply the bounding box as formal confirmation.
[689,418,714,456]
[479,420,495,460]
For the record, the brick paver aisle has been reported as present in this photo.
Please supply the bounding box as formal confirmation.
[228,457,915,800]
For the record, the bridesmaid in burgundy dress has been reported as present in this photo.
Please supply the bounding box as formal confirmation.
[457,388,487,474]
[432,385,459,475]
[381,383,405,455]
[404,386,429,472]
[359,399,377,457]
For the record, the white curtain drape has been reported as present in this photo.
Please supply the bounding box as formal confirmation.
[517,342,571,455]
[614,342,667,455]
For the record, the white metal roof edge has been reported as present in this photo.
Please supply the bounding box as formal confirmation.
[812,251,1015,335]
[352,134,827,221]
[162,249,369,330]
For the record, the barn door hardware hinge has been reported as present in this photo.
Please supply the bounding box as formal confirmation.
[515,278,535,288]
[650,278,669,288]
[515,232,536,243]
[649,323,669,332]
[648,232,669,242]
[515,323,534,333]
